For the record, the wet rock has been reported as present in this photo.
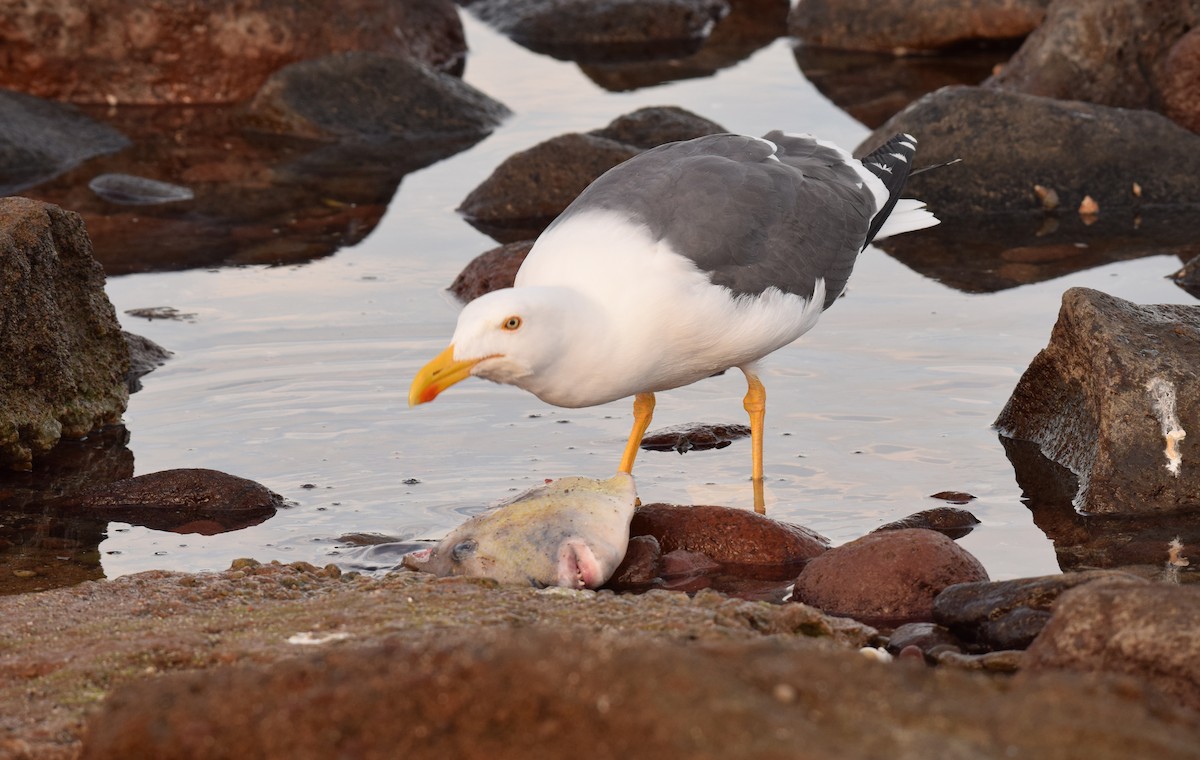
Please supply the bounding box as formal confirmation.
[995,288,1200,515]
[788,0,1049,53]
[631,503,828,565]
[55,468,282,534]
[606,534,662,586]
[87,173,195,205]
[933,570,1146,651]
[465,0,730,63]
[640,422,751,454]
[1160,28,1200,134]
[1169,253,1200,299]
[243,51,510,144]
[659,548,722,579]
[0,89,130,195]
[458,133,641,242]
[1024,581,1200,713]
[590,105,728,148]
[0,0,467,105]
[874,507,980,539]
[123,332,174,394]
[793,529,989,625]
[79,622,1200,760]
[934,649,1024,673]
[885,621,964,659]
[448,240,534,302]
[0,198,129,471]
[859,85,1200,217]
[986,0,1200,129]
[792,46,1012,129]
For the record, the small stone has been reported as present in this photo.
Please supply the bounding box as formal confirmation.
[12,569,38,578]
[1033,184,1059,210]
[1078,195,1099,217]
[88,173,194,206]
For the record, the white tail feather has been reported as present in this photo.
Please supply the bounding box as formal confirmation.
[872,198,939,240]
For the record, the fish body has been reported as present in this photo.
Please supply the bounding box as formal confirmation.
[401,473,637,589]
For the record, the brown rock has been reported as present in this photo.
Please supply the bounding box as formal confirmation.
[1024,581,1200,713]
[0,198,129,470]
[874,506,980,539]
[639,422,751,454]
[590,106,727,149]
[457,132,641,243]
[886,622,964,659]
[1169,252,1200,299]
[0,0,467,105]
[606,534,662,586]
[631,503,829,565]
[449,240,534,302]
[123,331,173,394]
[788,0,1049,53]
[1161,28,1200,133]
[793,529,989,624]
[995,288,1200,515]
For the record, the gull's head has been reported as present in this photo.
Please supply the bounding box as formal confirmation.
[408,287,576,406]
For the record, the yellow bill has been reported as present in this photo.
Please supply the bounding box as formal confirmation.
[408,344,482,406]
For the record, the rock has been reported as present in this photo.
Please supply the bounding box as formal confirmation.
[243,51,510,143]
[994,287,1200,515]
[631,503,829,565]
[1169,253,1200,299]
[874,507,980,539]
[54,468,282,534]
[934,649,1024,673]
[985,0,1200,129]
[457,132,641,242]
[639,422,751,454]
[659,548,722,579]
[87,173,195,205]
[606,534,662,586]
[885,622,964,659]
[0,0,467,105]
[793,529,989,625]
[0,89,130,195]
[1024,581,1200,713]
[788,0,1049,53]
[590,106,728,149]
[933,570,1147,651]
[0,198,129,471]
[1160,28,1200,133]
[123,332,173,394]
[858,85,1200,216]
[79,623,1200,760]
[448,240,534,302]
[465,0,730,63]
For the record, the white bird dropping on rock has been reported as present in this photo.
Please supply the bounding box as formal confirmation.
[1146,377,1186,476]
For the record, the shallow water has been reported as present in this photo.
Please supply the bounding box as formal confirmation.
[83,18,1190,581]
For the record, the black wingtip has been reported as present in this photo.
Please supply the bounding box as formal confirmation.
[860,133,920,248]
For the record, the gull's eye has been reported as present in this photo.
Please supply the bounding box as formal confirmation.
[501,316,522,331]
[451,539,477,563]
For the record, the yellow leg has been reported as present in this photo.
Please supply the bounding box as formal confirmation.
[743,370,766,514]
[618,392,655,474]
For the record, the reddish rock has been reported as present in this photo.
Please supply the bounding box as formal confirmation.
[788,0,1049,53]
[874,507,980,539]
[639,422,750,454]
[449,240,534,302]
[1160,28,1200,133]
[1024,581,1200,714]
[606,534,662,586]
[793,529,989,624]
[631,503,828,565]
[660,548,722,578]
[0,0,467,105]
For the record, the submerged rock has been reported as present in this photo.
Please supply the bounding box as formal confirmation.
[995,288,1200,515]
[640,422,751,454]
[874,506,980,539]
[122,331,173,394]
[0,198,129,470]
[89,173,195,205]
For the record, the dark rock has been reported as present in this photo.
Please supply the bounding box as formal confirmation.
[0,0,467,105]
[1160,28,1200,134]
[885,621,964,659]
[792,46,1012,129]
[929,491,975,504]
[457,132,640,243]
[87,173,195,205]
[986,0,1200,129]
[933,570,1145,651]
[793,529,989,625]
[55,468,282,534]
[640,423,751,454]
[1169,252,1200,299]
[606,534,662,586]
[448,240,534,302]
[123,332,174,394]
[0,89,130,195]
[632,503,828,565]
[934,649,1024,672]
[859,85,1200,217]
[788,0,1049,53]
[995,288,1200,515]
[590,106,728,148]
[0,198,129,470]
[875,507,980,539]
[466,0,729,63]
[1024,581,1200,714]
[243,51,509,144]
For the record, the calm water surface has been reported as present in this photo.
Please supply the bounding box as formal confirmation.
[98,18,1187,581]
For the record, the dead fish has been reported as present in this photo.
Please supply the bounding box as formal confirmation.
[401,473,636,589]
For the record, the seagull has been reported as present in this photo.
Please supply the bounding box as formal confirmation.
[409,131,938,511]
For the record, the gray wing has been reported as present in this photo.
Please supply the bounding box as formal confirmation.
[548,132,878,309]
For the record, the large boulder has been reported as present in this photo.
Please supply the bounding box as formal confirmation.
[0,198,129,470]
[995,288,1200,515]
[789,0,1050,53]
[0,0,466,105]
[986,0,1200,131]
